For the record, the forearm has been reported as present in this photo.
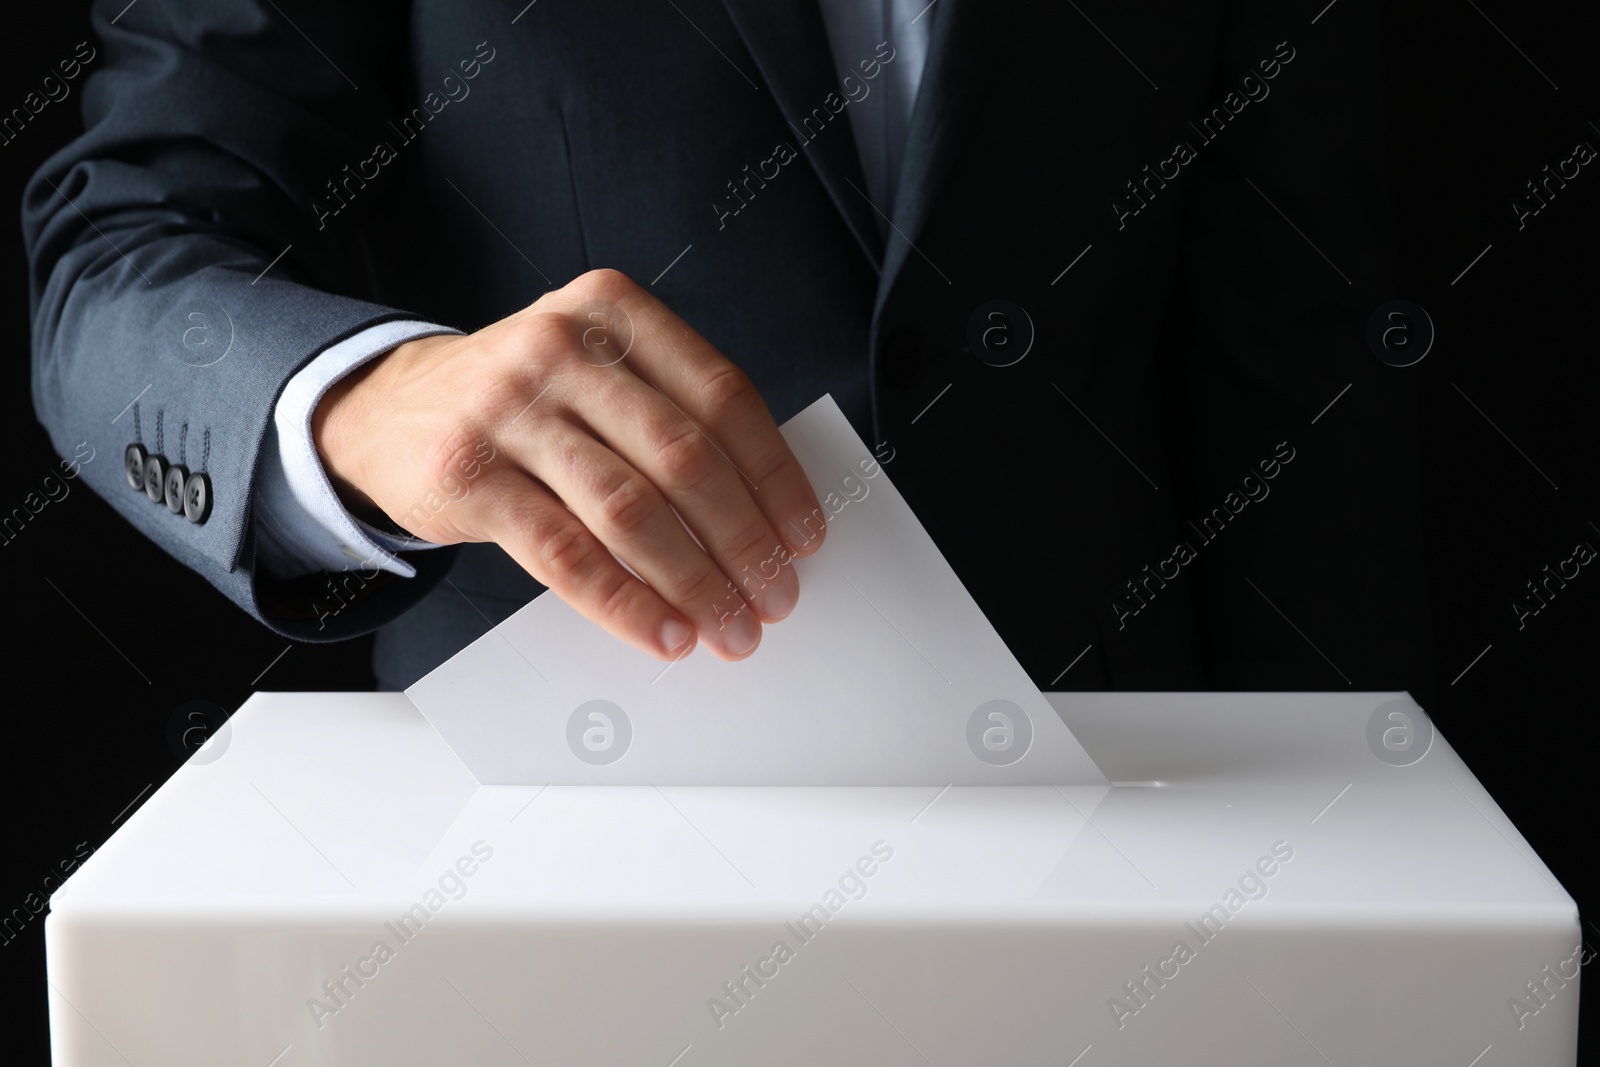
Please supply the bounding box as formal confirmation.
[24,0,452,639]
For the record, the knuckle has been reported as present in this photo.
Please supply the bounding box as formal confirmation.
[673,557,727,606]
[537,520,599,585]
[697,360,757,417]
[571,267,636,306]
[551,435,587,478]
[475,316,576,419]
[595,472,657,537]
[747,449,793,489]
[426,420,490,491]
[725,522,779,567]
[651,421,719,488]
[592,569,641,630]
[503,311,577,366]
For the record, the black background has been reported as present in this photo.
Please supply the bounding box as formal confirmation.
[2,1,1595,1063]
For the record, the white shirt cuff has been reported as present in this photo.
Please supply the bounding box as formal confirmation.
[254,320,463,581]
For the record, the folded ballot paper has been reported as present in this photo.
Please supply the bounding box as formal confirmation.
[406,395,1105,785]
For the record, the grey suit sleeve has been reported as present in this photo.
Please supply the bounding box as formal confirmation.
[23,0,462,641]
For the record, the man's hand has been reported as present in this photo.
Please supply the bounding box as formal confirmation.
[312,269,825,661]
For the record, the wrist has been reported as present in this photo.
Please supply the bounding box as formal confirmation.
[311,335,446,524]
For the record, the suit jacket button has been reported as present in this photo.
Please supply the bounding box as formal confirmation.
[143,455,167,503]
[125,444,147,490]
[881,330,924,389]
[183,472,211,524]
[164,463,188,514]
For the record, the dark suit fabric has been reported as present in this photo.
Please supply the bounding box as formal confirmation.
[26,0,1432,696]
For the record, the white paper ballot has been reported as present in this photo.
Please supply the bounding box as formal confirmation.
[406,395,1105,785]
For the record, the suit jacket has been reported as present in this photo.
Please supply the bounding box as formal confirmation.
[26,0,1434,696]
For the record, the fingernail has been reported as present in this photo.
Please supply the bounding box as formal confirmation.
[720,607,761,656]
[660,617,693,654]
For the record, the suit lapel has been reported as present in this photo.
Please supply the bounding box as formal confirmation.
[717,0,884,270]
[878,0,1019,311]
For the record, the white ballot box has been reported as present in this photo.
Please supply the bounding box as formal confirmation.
[46,691,1579,1066]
